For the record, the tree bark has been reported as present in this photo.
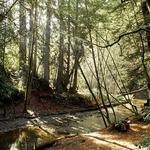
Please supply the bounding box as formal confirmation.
[0,0,7,66]
[23,1,35,112]
[32,0,38,78]
[56,0,65,93]
[43,0,51,82]
[141,0,150,100]
[72,0,79,93]
[64,0,71,90]
[19,0,27,87]
[142,0,150,48]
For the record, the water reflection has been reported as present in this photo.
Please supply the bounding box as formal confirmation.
[0,127,56,150]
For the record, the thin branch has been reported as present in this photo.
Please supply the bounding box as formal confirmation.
[59,27,150,49]
[89,28,150,48]
[0,0,19,22]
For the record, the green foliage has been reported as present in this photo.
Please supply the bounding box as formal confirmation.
[115,120,129,132]
[5,44,19,73]
[123,49,146,91]
[142,107,150,122]
[0,63,21,102]
[0,0,148,97]
[117,94,133,101]
[112,119,130,132]
[138,133,150,148]
[0,80,17,100]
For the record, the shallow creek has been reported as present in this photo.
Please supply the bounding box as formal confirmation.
[0,99,146,150]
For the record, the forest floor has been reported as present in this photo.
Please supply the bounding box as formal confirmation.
[0,93,99,133]
[1,93,98,118]
[0,94,150,149]
[37,121,150,150]
[2,92,130,119]
[15,96,97,114]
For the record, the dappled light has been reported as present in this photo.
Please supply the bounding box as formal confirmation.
[82,123,150,150]
[1,0,150,149]
[0,98,150,149]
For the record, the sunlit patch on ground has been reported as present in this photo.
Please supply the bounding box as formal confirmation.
[46,122,150,150]
[84,132,138,150]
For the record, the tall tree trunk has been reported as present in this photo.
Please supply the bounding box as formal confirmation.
[142,0,150,48]
[23,1,35,112]
[56,0,65,93]
[43,0,51,82]
[64,0,71,90]
[141,0,150,104]
[23,30,35,112]
[72,0,79,93]
[0,0,7,66]
[32,0,38,78]
[19,0,27,87]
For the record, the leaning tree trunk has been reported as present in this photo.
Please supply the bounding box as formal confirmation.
[19,0,27,87]
[84,0,111,125]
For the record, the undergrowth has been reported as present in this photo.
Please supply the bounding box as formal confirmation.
[138,133,150,148]
[142,107,150,122]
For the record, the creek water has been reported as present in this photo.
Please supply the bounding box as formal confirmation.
[0,99,146,150]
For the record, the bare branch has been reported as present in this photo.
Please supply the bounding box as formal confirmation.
[0,0,19,22]
[89,28,149,48]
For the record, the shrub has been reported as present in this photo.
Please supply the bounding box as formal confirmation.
[110,120,130,132]
[138,133,150,148]
[0,63,23,104]
[142,107,150,122]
